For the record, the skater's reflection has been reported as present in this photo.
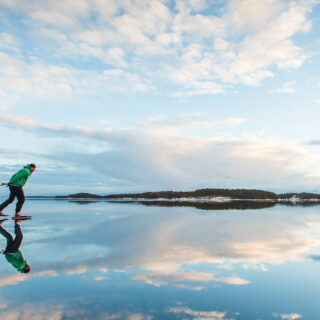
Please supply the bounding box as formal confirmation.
[0,219,30,273]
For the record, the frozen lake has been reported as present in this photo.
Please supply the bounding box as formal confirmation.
[0,199,320,319]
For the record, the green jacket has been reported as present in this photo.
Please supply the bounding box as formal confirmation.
[9,165,31,186]
[5,251,26,272]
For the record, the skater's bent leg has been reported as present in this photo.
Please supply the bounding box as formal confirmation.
[0,188,15,211]
[15,187,25,213]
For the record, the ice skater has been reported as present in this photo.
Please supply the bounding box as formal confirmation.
[0,164,36,219]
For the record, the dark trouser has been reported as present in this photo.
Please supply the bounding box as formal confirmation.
[0,185,25,213]
[0,224,22,253]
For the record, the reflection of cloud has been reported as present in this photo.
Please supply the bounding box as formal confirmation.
[0,295,8,310]
[127,314,153,320]
[0,303,63,320]
[11,206,318,292]
[1,300,154,320]
[229,236,317,263]
[168,307,235,320]
[273,312,302,319]
[0,258,109,288]
[65,265,88,275]
[101,313,153,320]
[132,271,249,289]
[1,204,319,293]
[0,270,57,287]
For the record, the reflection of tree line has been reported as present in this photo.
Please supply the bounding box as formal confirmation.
[277,202,320,207]
[67,199,320,210]
[110,200,277,210]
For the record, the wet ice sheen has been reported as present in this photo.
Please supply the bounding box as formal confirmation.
[0,200,320,319]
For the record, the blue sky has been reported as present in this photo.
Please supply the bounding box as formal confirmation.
[0,0,320,195]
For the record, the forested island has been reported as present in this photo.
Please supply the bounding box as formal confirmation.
[55,188,320,201]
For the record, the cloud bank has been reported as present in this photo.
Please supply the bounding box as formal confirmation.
[0,112,318,193]
[0,0,317,102]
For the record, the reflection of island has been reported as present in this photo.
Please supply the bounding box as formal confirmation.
[0,220,30,273]
[63,199,320,210]
[109,200,277,210]
[66,200,100,205]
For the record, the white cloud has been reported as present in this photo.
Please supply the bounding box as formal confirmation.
[271,81,296,93]
[137,116,247,128]
[0,112,319,191]
[0,52,74,97]
[0,0,317,97]
[175,0,209,12]
[0,113,111,139]
[231,2,311,74]
[172,5,225,40]
[226,0,285,34]
[172,81,225,97]
[169,0,314,92]
[0,51,151,105]
[28,0,92,29]
[0,88,19,111]
[0,33,20,51]
[107,47,128,67]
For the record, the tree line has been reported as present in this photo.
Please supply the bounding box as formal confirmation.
[55,189,320,200]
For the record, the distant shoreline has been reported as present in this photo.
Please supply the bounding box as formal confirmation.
[50,188,320,202]
[20,189,320,211]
